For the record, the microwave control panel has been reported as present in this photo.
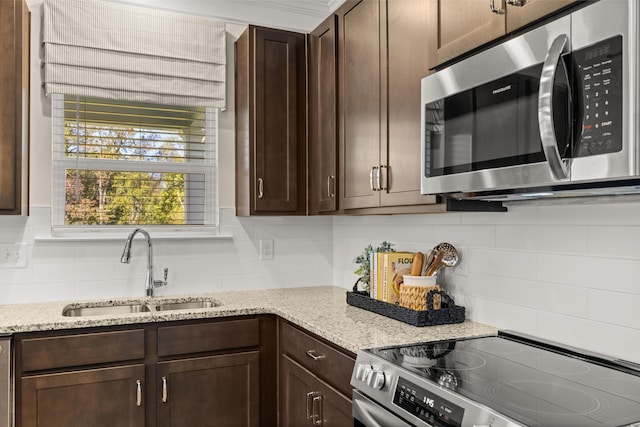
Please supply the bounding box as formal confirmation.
[575,35,623,157]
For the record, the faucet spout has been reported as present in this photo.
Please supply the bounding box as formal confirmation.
[120,228,168,297]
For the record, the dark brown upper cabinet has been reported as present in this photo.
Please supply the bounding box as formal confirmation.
[235,26,307,216]
[308,15,338,214]
[430,0,580,67]
[0,0,29,215]
[337,0,440,213]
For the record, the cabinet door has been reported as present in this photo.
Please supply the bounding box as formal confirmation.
[380,0,438,207]
[280,354,352,427]
[309,15,338,214]
[157,352,260,427]
[315,377,353,427]
[0,0,28,214]
[280,355,314,427]
[20,364,145,427]
[254,27,305,213]
[430,0,506,66]
[338,0,381,210]
[506,0,578,32]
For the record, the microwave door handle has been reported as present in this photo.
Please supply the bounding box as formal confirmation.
[538,34,570,181]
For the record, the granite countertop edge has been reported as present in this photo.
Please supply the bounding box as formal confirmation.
[0,286,498,354]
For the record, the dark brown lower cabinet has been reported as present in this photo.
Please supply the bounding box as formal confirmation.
[280,355,352,427]
[16,317,274,427]
[21,364,146,427]
[157,352,260,427]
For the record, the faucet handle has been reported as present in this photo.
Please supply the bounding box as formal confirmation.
[153,268,168,288]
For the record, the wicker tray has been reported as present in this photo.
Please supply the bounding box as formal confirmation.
[346,289,465,327]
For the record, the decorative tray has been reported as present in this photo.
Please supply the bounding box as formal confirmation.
[346,289,465,327]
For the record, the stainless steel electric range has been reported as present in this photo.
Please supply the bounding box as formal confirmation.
[351,331,640,427]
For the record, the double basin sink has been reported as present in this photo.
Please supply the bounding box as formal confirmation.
[62,297,222,317]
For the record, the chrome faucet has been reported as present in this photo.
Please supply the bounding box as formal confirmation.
[120,228,168,297]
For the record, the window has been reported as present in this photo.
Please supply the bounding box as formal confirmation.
[52,94,218,229]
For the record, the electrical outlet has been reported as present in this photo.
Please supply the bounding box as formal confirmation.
[259,239,274,260]
[0,243,27,268]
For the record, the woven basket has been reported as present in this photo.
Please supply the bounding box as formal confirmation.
[400,284,441,311]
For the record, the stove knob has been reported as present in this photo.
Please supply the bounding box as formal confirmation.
[355,364,369,381]
[366,369,386,390]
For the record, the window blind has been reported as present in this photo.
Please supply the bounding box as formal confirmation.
[52,94,217,227]
[43,0,226,108]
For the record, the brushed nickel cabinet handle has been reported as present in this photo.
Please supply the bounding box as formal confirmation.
[306,391,314,419]
[306,350,325,361]
[327,175,335,198]
[369,167,377,191]
[136,380,142,407]
[490,0,506,14]
[506,0,525,6]
[378,165,388,191]
[312,395,323,425]
[162,376,168,403]
[257,178,264,199]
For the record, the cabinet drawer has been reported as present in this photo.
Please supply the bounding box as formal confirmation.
[21,329,145,372]
[280,321,355,396]
[157,318,260,357]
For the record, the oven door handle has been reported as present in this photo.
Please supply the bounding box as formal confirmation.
[538,33,570,181]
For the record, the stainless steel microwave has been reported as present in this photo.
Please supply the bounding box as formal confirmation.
[420,0,639,201]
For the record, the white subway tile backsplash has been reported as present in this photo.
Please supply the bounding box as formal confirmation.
[587,226,640,258]
[31,243,77,264]
[537,311,640,363]
[587,290,640,329]
[33,262,117,284]
[537,253,640,294]
[433,225,496,248]
[536,201,640,226]
[496,225,587,254]
[0,282,76,303]
[462,295,538,335]
[468,248,537,279]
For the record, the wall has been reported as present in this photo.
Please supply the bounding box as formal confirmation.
[333,200,640,364]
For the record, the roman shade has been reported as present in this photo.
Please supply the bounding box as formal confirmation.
[43,0,226,108]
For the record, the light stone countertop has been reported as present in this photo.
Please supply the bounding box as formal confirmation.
[0,286,498,354]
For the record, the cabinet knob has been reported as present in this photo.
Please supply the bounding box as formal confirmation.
[490,0,506,14]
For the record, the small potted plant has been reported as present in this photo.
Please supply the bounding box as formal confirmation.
[353,241,395,294]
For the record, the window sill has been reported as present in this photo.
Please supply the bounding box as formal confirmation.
[34,229,233,242]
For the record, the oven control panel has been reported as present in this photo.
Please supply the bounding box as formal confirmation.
[575,35,623,157]
[393,377,464,427]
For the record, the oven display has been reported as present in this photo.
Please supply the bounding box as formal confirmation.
[393,378,464,426]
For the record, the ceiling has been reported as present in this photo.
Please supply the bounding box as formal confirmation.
[100,0,346,32]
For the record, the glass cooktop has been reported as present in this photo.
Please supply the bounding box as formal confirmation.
[368,334,640,427]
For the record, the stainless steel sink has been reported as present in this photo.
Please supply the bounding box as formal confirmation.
[153,298,221,311]
[62,303,151,317]
[62,297,222,316]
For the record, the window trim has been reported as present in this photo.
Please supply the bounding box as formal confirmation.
[51,94,219,233]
